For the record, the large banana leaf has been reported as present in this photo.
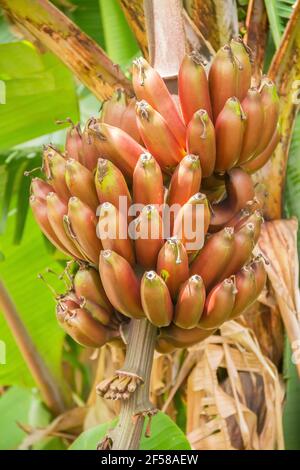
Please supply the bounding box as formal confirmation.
[0,41,79,150]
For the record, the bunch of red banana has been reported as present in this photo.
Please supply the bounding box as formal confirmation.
[30,37,272,353]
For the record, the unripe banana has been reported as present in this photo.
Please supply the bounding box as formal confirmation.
[157,238,189,301]
[141,271,173,327]
[220,222,255,280]
[229,265,257,319]
[230,37,252,102]
[30,195,70,256]
[95,158,132,211]
[133,152,164,208]
[65,123,83,162]
[30,177,53,200]
[190,227,234,290]
[215,97,246,172]
[135,100,185,172]
[97,202,135,266]
[67,197,102,265]
[209,44,238,121]
[134,205,164,269]
[255,78,279,155]
[99,250,144,319]
[239,88,264,163]
[173,193,210,252]
[46,192,82,259]
[132,57,186,147]
[167,154,202,210]
[242,124,280,174]
[65,158,99,211]
[74,266,113,314]
[178,52,212,124]
[43,145,71,202]
[174,274,206,329]
[209,168,254,231]
[186,110,216,177]
[87,120,146,178]
[159,323,215,348]
[198,277,236,329]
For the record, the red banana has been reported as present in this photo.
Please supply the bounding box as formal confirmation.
[67,197,102,265]
[79,297,112,326]
[135,100,185,172]
[229,265,257,319]
[186,110,216,177]
[65,307,112,346]
[100,89,127,129]
[198,277,236,329]
[30,178,53,200]
[81,122,100,170]
[250,254,267,297]
[255,77,279,155]
[121,97,143,143]
[174,274,206,329]
[73,266,113,314]
[230,37,252,101]
[132,57,186,147]
[65,123,83,162]
[134,205,164,269]
[242,124,280,174]
[190,227,234,291]
[43,145,71,202]
[215,97,246,172]
[209,168,255,231]
[46,192,82,259]
[95,158,132,212]
[157,238,189,301]
[235,209,263,244]
[178,52,212,124]
[141,271,173,327]
[239,88,264,163]
[159,323,215,348]
[99,250,144,319]
[167,154,201,211]
[133,152,164,209]
[209,44,238,122]
[65,158,99,211]
[97,202,135,266]
[56,304,101,348]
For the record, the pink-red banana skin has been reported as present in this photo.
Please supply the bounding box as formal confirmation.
[81,123,101,171]
[229,266,257,319]
[157,238,189,301]
[135,100,185,172]
[159,323,216,348]
[215,97,246,172]
[173,193,211,252]
[87,120,146,178]
[141,271,173,327]
[99,250,144,319]
[65,123,83,162]
[186,110,216,177]
[133,152,164,208]
[30,195,70,256]
[178,52,212,124]
[121,97,143,143]
[132,57,186,148]
[235,209,263,244]
[30,178,53,200]
[56,305,101,348]
[198,277,236,329]
[255,78,279,156]
[167,154,201,210]
[209,168,255,231]
[219,222,255,280]
[250,255,267,297]
[65,307,112,346]
[65,158,99,211]
[73,266,113,314]
[43,145,71,202]
[97,202,135,266]
[242,125,280,174]
[67,197,102,265]
[46,192,82,259]
[79,297,112,326]
[155,338,177,353]
[134,205,164,269]
[100,89,127,129]
[174,274,206,329]
[190,227,234,291]
[239,88,264,163]
[230,37,252,102]
[95,158,132,211]
[209,45,238,122]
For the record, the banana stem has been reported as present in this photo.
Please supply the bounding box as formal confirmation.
[111,318,157,450]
